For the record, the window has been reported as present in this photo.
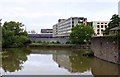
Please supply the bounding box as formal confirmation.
[105,25,107,28]
[97,32,100,35]
[101,29,103,32]
[78,19,83,23]
[97,25,99,28]
[72,21,74,24]
[97,29,99,34]
[97,29,99,31]
[101,25,103,28]
[101,23,103,24]
[97,23,100,24]
[72,25,74,27]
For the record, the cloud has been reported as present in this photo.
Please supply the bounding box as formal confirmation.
[0,0,119,32]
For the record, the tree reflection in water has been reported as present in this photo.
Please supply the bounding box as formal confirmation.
[69,55,92,73]
[53,50,93,73]
[2,48,31,72]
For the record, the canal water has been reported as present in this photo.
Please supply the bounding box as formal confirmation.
[1,48,120,76]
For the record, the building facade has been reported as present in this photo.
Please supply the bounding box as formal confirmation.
[53,17,87,37]
[41,29,53,33]
[92,21,109,36]
[118,1,120,17]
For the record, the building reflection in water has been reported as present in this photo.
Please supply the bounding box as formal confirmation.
[53,54,92,73]
[53,53,120,76]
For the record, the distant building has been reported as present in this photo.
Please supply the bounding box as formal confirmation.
[118,1,120,17]
[41,29,53,33]
[91,21,109,36]
[53,17,87,37]
[28,34,69,43]
[28,34,53,38]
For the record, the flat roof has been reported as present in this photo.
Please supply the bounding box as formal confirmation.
[110,26,120,31]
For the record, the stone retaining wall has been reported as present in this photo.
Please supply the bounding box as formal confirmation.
[91,37,120,64]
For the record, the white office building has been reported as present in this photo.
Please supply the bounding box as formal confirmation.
[53,17,87,37]
[92,21,109,36]
[118,1,120,17]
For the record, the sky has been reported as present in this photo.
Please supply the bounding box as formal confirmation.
[0,0,119,33]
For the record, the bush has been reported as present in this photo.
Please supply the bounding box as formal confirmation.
[56,41,60,44]
[37,41,42,43]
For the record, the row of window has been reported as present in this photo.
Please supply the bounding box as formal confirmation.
[97,22,108,24]
[97,25,107,28]
[97,29,104,35]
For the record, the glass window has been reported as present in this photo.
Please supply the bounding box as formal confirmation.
[97,25,99,28]
[105,25,107,28]
[101,25,103,28]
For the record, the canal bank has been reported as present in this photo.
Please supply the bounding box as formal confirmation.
[29,43,91,50]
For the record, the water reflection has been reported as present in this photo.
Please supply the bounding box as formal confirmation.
[2,48,31,72]
[91,57,120,75]
[1,48,120,75]
[53,54,92,73]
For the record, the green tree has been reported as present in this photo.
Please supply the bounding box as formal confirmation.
[2,21,31,48]
[70,24,94,44]
[104,14,120,34]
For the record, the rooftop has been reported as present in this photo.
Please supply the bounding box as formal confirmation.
[110,26,120,31]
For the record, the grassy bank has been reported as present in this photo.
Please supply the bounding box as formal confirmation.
[29,43,91,49]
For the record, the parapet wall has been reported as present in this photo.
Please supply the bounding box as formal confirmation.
[91,36,120,64]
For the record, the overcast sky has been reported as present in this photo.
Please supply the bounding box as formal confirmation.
[0,0,119,33]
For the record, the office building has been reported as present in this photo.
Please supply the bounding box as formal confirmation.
[41,29,53,33]
[118,1,120,17]
[53,17,87,37]
[92,21,109,36]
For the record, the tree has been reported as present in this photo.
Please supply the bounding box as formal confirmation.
[70,24,94,44]
[2,21,31,48]
[104,14,120,34]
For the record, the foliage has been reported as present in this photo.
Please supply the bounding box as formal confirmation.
[2,21,31,48]
[2,48,31,72]
[70,24,94,44]
[104,14,120,34]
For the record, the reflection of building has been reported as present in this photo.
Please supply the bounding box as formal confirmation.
[91,21,109,36]
[53,55,72,71]
[118,1,120,17]
[53,17,87,37]
[53,54,91,73]
[41,29,53,34]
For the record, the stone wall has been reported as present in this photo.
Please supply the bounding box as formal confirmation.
[91,37,120,64]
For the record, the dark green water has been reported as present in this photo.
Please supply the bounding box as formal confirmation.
[1,48,120,76]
